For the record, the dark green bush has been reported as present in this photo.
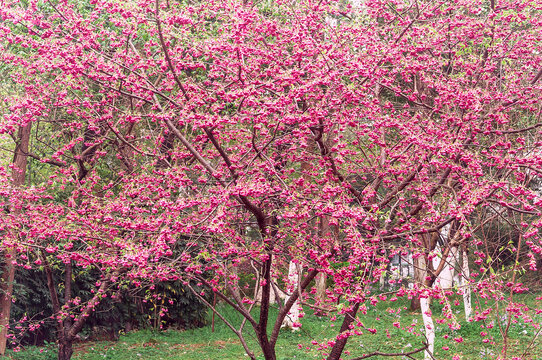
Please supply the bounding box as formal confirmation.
[8,265,208,347]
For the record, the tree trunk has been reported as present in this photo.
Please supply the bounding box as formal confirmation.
[411,233,440,358]
[460,247,472,319]
[256,281,282,305]
[58,339,74,360]
[315,215,330,311]
[256,338,276,360]
[435,246,457,290]
[410,254,427,311]
[0,252,16,355]
[315,272,327,303]
[434,224,458,290]
[410,233,438,311]
[410,294,421,311]
[60,263,74,360]
[326,303,360,360]
[420,297,435,360]
[256,242,275,360]
[411,248,441,359]
[281,261,302,330]
[0,123,31,355]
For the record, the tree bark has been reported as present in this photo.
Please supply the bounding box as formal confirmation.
[410,233,438,311]
[281,261,302,330]
[44,256,119,360]
[326,302,360,360]
[57,340,74,360]
[256,248,275,360]
[60,262,74,360]
[460,247,472,319]
[420,297,435,360]
[0,123,31,355]
[315,216,330,310]
[315,273,327,305]
[410,254,427,311]
[411,255,436,360]
[410,232,445,360]
[434,245,457,290]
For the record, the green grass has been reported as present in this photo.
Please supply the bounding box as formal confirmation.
[7,295,542,360]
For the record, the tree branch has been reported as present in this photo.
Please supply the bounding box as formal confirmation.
[348,342,428,360]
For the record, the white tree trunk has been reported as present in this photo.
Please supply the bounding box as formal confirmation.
[412,254,428,306]
[435,246,457,290]
[420,296,435,360]
[255,280,281,305]
[281,261,302,331]
[460,249,472,319]
[414,253,435,359]
[433,225,457,290]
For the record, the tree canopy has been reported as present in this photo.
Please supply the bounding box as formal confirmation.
[1,0,542,359]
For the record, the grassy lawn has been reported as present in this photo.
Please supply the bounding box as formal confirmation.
[7,294,542,360]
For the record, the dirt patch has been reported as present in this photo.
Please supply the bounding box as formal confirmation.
[172,340,236,350]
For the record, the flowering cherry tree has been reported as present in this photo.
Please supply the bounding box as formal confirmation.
[2,0,542,359]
